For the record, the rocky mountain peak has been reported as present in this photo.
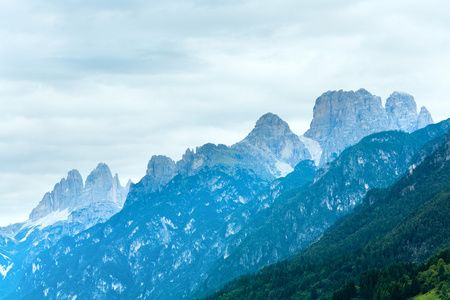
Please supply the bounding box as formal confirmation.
[29,169,84,221]
[85,163,113,190]
[304,89,434,165]
[385,91,418,132]
[29,163,129,222]
[241,113,311,168]
[146,155,176,181]
[253,112,289,131]
[125,155,178,202]
[82,163,116,206]
[66,169,83,183]
[417,106,434,130]
[304,89,383,143]
[113,173,120,184]
[246,113,295,140]
[304,89,388,164]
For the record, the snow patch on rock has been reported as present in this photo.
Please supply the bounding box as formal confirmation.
[299,135,322,166]
[0,263,13,278]
[22,208,71,232]
[275,161,294,177]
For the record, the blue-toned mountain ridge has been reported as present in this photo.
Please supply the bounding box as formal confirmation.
[0,163,129,297]
[204,122,450,300]
[0,89,436,299]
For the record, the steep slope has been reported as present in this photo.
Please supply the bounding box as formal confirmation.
[5,97,438,299]
[385,91,420,132]
[175,113,311,179]
[205,127,450,300]
[13,114,314,300]
[13,163,317,300]
[15,120,449,300]
[417,106,434,130]
[235,112,312,173]
[0,163,129,299]
[21,163,129,238]
[125,113,312,207]
[16,168,267,299]
[304,89,433,165]
[196,119,450,297]
[332,248,450,300]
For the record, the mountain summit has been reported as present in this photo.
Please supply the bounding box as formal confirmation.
[29,169,83,221]
[1,88,439,300]
[241,113,311,168]
[304,89,433,164]
[29,163,128,222]
[385,91,421,132]
[0,163,130,297]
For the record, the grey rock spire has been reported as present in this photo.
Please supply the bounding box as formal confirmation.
[304,89,389,164]
[241,112,311,168]
[145,155,177,192]
[304,89,434,165]
[417,106,434,129]
[28,163,129,222]
[29,169,83,221]
[385,91,419,132]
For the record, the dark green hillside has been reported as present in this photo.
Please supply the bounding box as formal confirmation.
[197,120,450,297]
[204,129,450,300]
[333,248,450,300]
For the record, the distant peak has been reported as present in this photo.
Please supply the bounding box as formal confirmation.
[242,113,295,145]
[67,169,82,182]
[386,91,416,107]
[147,155,175,165]
[253,113,291,131]
[113,173,121,185]
[94,162,110,171]
[390,91,412,97]
[318,89,376,103]
[355,88,371,95]
[420,106,431,114]
[385,91,421,132]
[239,112,311,168]
[85,162,113,189]
[146,155,176,179]
[256,112,283,123]
[417,106,434,129]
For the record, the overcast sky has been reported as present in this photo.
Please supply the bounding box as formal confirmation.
[1,0,449,226]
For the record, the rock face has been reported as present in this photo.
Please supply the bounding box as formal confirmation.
[29,170,83,221]
[196,119,450,297]
[147,155,177,183]
[83,163,114,204]
[145,113,311,187]
[0,163,130,298]
[417,106,434,129]
[304,89,434,164]
[30,163,128,222]
[174,112,313,180]
[385,91,419,132]
[239,113,311,168]
[126,114,311,207]
[304,89,389,164]
[143,155,177,193]
[16,120,450,300]
[2,89,437,299]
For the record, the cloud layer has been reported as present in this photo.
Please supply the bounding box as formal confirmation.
[1,0,450,225]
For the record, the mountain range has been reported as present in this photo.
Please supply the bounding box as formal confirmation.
[206,120,450,300]
[0,88,443,299]
[0,164,129,297]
